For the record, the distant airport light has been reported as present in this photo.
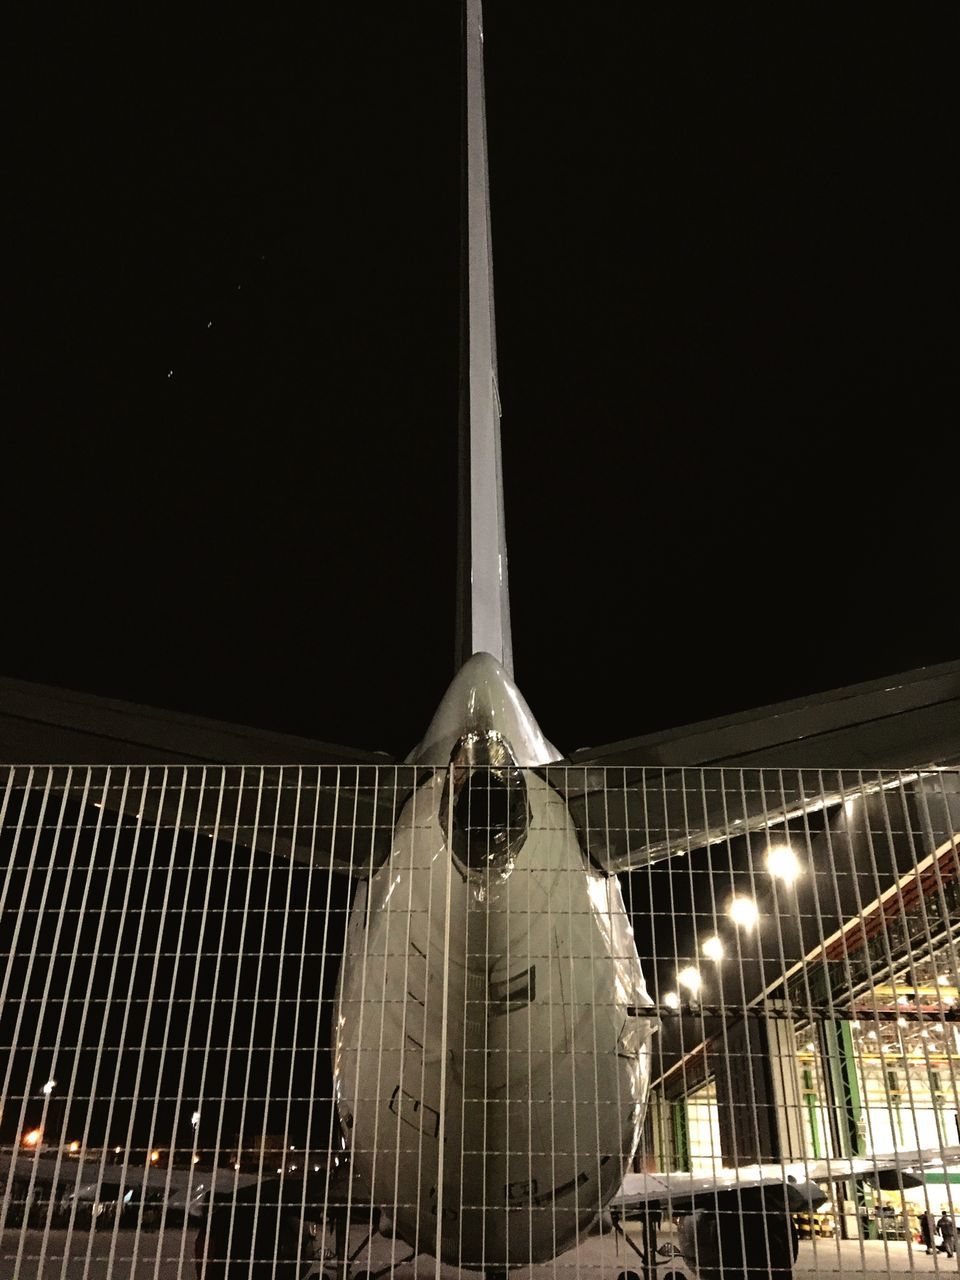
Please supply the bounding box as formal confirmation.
[68,1140,80,1153]
[677,966,702,996]
[663,992,680,1010]
[22,1129,42,1148]
[728,896,759,929]
[41,1080,56,1096]
[191,1111,201,1128]
[765,844,800,886]
[192,1155,200,1164]
[701,935,725,962]
[150,1150,160,1164]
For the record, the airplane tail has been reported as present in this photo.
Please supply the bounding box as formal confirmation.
[454,0,513,677]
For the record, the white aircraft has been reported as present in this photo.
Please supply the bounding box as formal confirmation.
[190,6,957,1278]
[321,5,657,1272]
[1,4,957,1279]
[333,655,656,1274]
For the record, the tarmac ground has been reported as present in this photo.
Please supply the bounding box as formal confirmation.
[3,1223,959,1279]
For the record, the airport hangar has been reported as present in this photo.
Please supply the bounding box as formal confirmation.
[1,657,959,1241]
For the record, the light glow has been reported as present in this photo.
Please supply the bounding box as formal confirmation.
[663,992,680,1010]
[728,895,759,929]
[22,1129,42,1148]
[677,966,702,996]
[765,844,801,885]
[701,935,725,962]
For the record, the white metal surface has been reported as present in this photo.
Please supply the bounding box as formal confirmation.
[459,0,513,676]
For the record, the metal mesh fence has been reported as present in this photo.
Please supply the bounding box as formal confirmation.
[1,764,958,1278]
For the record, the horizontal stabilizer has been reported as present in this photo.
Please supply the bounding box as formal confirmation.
[0,674,389,766]
[570,659,960,772]
[549,762,960,873]
[551,762,959,872]
[0,763,425,877]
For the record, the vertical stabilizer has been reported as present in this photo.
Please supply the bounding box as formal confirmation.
[455,0,514,677]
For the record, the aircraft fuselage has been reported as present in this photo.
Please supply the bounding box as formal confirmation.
[334,756,655,1269]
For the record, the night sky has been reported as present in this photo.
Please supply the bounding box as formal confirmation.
[5,6,957,762]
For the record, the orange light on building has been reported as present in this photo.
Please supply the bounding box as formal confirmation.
[22,1129,42,1148]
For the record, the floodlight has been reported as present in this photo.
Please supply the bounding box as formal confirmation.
[728,896,759,929]
[677,966,702,996]
[701,935,725,962]
[765,844,800,885]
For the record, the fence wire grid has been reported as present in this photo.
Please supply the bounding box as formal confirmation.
[1,764,959,1280]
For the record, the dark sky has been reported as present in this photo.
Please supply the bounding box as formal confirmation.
[5,5,957,760]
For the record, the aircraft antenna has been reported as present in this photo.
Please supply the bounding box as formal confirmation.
[455,0,514,677]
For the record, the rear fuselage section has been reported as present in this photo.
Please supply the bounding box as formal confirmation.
[334,767,654,1268]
